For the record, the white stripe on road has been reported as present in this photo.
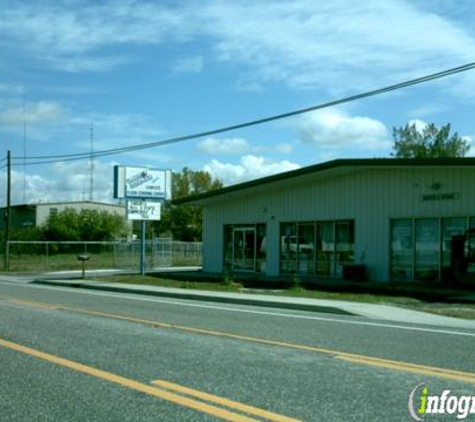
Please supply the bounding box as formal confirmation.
[1,280,475,338]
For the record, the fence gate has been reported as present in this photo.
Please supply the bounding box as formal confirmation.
[153,238,173,268]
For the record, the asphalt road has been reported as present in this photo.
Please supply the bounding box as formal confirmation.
[1,280,475,421]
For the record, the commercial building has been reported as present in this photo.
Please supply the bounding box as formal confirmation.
[176,158,475,283]
[0,201,126,231]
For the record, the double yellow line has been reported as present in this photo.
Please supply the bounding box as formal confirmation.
[151,379,299,421]
[3,295,475,386]
[0,338,299,422]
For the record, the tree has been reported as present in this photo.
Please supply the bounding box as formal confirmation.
[392,122,470,158]
[43,208,129,241]
[154,168,223,241]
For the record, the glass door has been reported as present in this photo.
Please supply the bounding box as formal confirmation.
[233,227,256,272]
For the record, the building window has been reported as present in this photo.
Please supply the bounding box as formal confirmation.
[50,207,58,216]
[390,219,413,281]
[223,224,266,273]
[415,218,440,282]
[281,220,354,277]
[441,217,467,281]
[470,218,475,259]
[390,217,473,282]
[280,223,297,274]
[336,220,355,265]
[316,222,333,276]
[298,223,316,275]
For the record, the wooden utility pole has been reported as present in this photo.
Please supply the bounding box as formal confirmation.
[4,150,11,270]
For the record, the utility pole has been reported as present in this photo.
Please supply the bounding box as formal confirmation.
[4,150,11,270]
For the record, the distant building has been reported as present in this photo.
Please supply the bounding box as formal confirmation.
[176,158,475,283]
[0,201,126,231]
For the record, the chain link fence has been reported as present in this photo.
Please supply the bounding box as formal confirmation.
[1,239,202,273]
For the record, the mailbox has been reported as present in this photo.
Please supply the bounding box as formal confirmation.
[77,254,90,279]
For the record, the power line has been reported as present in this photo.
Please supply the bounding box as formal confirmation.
[11,60,475,167]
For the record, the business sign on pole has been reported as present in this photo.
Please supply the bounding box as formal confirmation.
[126,200,161,221]
[114,166,172,200]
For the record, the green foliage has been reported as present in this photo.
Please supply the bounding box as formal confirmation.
[222,270,234,286]
[10,226,44,241]
[392,122,470,158]
[154,167,223,241]
[43,208,128,241]
[290,275,303,291]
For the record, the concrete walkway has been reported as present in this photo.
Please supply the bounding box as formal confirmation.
[14,275,475,331]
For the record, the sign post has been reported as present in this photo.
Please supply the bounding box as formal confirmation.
[113,166,171,276]
[140,220,146,276]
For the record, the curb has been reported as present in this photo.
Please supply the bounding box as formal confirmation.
[32,279,355,316]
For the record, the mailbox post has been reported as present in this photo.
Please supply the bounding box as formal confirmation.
[77,254,90,279]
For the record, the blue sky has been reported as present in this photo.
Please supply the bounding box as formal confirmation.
[1,0,475,206]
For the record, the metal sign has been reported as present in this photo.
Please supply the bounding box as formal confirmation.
[126,200,161,221]
[114,166,172,200]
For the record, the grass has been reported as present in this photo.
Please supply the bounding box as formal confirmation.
[95,274,244,292]
[92,273,475,320]
[2,252,474,320]
[0,252,201,273]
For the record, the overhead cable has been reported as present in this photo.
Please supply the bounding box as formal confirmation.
[12,61,475,167]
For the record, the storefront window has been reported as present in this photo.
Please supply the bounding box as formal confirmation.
[390,216,475,282]
[441,217,467,281]
[316,222,334,276]
[415,218,440,282]
[297,223,316,275]
[336,221,355,264]
[468,217,475,264]
[256,224,267,273]
[223,225,233,271]
[280,223,297,274]
[280,220,354,277]
[390,219,413,281]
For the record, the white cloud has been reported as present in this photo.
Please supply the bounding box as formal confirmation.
[172,56,204,74]
[201,0,475,93]
[46,54,136,73]
[3,0,475,95]
[466,136,475,157]
[273,143,293,154]
[197,137,295,157]
[299,110,391,153]
[407,119,429,132]
[1,160,118,207]
[0,101,66,126]
[203,154,300,185]
[0,2,189,72]
[408,104,447,118]
[197,137,251,155]
[0,83,25,95]
[235,79,264,93]
[70,112,163,139]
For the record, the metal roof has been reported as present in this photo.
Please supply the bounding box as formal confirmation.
[174,157,475,206]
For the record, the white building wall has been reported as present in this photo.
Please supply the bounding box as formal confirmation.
[202,167,475,281]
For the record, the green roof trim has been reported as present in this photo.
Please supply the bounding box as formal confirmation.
[173,157,475,205]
